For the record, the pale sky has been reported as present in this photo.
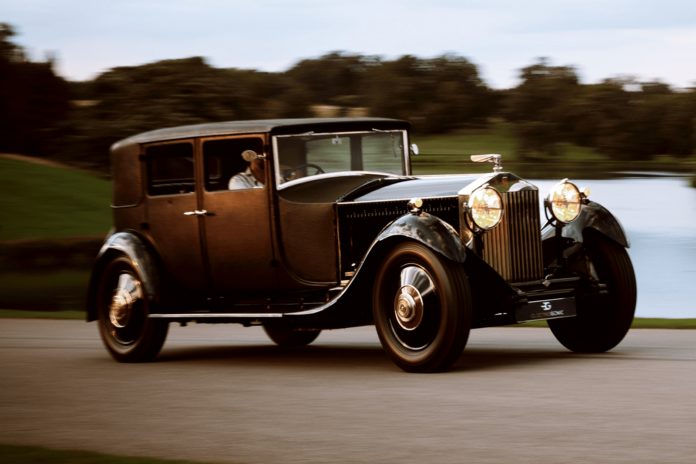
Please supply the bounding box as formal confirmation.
[3,0,696,89]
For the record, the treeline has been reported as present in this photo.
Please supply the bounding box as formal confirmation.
[1,23,694,172]
[0,24,70,157]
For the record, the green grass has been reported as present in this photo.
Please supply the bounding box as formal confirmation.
[519,318,696,329]
[0,309,86,319]
[412,122,520,174]
[416,123,519,155]
[0,444,217,464]
[410,121,609,173]
[0,270,91,312]
[410,121,696,177]
[0,157,111,241]
[630,318,696,329]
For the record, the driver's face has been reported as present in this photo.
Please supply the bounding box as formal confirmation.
[250,158,265,183]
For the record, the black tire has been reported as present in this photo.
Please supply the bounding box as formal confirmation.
[95,255,168,362]
[372,242,472,373]
[548,233,636,352]
[263,325,321,347]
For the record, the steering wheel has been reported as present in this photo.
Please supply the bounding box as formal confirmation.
[282,163,325,181]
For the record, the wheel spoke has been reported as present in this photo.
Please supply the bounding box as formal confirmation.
[400,266,435,298]
[389,265,440,348]
[109,273,143,329]
[393,265,435,332]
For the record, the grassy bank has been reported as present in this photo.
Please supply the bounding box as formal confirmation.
[0,156,111,241]
[410,122,696,178]
[0,156,109,311]
[0,271,90,312]
[0,444,216,464]
[520,318,696,329]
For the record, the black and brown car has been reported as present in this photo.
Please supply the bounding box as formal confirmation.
[87,117,636,372]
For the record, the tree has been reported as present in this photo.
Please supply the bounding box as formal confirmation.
[657,91,695,157]
[284,52,368,109]
[0,23,70,156]
[505,58,581,159]
[58,57,283,168]
[574,79,695,160]
[363,54,494,133]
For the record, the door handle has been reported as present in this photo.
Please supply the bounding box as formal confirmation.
[183,209,212,217]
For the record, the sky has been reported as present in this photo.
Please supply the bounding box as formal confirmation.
[3,0,696,89]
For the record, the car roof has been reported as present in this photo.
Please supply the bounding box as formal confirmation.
[111,117,410,151]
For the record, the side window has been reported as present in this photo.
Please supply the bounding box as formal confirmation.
[203,137,264,191]
[145,142,194,196]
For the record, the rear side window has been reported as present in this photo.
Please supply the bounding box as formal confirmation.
[145,142,194,196]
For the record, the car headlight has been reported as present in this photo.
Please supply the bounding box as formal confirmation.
[546,179,582,223]
[468,186,503,230]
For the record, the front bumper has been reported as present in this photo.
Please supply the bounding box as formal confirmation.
[510,276,604,323]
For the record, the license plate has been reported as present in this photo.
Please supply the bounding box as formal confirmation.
[516,297,576,322]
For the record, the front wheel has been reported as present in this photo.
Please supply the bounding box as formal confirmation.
[372,242,472,372]
[548,233,636,352]
[95,256,168,362]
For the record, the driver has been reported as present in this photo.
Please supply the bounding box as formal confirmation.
[229,150,265,189]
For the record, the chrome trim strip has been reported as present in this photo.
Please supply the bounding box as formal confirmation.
[149,313,283,319]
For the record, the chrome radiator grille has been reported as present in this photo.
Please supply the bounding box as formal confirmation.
[482,189,544,282]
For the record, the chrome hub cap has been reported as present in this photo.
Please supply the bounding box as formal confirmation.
[395,285,422,330]
[109,273,142,328]
[393,266,435,331]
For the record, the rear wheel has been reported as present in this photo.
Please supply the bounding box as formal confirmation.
[548,233,636,352]
[263,325,321,347]
[372,242,472,372]
[95,256,168,362]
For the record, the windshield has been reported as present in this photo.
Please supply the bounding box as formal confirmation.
[273,130,408,185]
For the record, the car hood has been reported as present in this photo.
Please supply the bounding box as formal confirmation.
[348,175,483,202]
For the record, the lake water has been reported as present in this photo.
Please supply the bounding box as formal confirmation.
[534,175,696,319]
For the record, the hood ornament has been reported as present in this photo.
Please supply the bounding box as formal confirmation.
[471,154,503,173]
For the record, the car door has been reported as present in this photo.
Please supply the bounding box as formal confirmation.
[199,136,276,292]
[143,140,207,291]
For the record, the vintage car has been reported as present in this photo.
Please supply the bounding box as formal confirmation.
[87,117,636,372]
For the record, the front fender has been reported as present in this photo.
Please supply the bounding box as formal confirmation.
[555,200,630,248]
[284,212,468,329]
[86,231,160,321]
[375,212,468,262]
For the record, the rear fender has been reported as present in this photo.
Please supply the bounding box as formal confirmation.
[86,231,160,321]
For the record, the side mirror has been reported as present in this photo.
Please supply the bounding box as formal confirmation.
[410,144,420,156]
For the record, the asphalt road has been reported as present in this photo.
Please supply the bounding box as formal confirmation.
[1,319,695,464]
